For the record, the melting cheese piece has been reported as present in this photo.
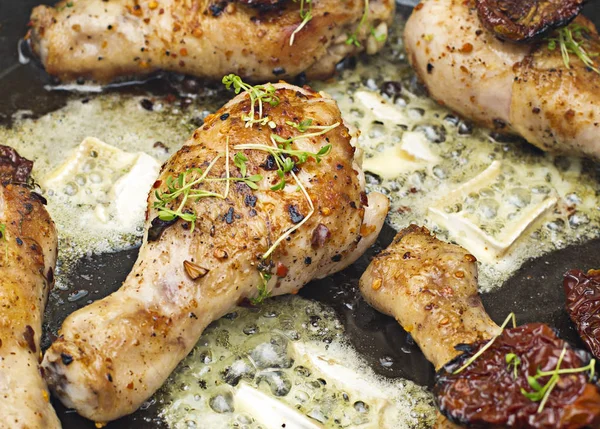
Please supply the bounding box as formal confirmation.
[354,91,410,126]
[235,383,325,429]
[363,131,440,179]
[42,137,160,230]
[429,161,558,264]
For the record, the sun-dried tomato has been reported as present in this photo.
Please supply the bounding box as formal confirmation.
[476,0,585,43]
[434,323,600,428]
[0,145,33,185]
[564,269,600,360]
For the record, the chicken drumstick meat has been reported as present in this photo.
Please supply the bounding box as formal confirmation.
[404,0,600,160]
[360,225,600,428]
[0,147,60,429]
[28,0,395,84]
[42,82,389,423]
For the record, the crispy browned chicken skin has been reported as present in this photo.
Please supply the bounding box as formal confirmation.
[42,82,389,423]
[359,225,500,370]
[28,0,394,83]
[360,226,600,429]
[405,0,600,160]
[0,147,60,429]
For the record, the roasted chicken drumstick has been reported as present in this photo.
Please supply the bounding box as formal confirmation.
[28,0,394,84]
[360,225,500,369]
[405,0,600,160]
[360,225,600,428]
[0,147,60,429]
[42,82,389,423]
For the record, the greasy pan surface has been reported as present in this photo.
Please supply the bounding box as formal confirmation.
[0,1,599,427]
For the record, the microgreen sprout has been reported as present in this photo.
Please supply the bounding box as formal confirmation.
[234,119,337,260]
[290,0,313,46]
[370,26,387,43]
[520,346,595,413]
[250,271,272,305]
[346,0,369,47]
[453,312,516,375]
[222,75,280,127]
[547,23,600,75]
[154,139,263,230]
[505,353,521,379]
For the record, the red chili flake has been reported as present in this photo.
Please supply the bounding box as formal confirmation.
[276,262,288,277]
[459,42,473,53]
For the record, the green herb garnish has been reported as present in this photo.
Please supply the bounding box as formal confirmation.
[346,0,369,47]
[250,272,272,305]
[154,140,263,229]
[547,23,600,75]
[453,312,516,374]
[222,75,280,128]
[505,353,521,379]
[520,346,595,413]
[290,0,313,46]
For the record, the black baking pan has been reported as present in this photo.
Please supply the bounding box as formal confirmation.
[1,1,600,427]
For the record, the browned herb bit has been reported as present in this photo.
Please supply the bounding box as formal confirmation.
[434,323,600,428]
[476,0,586,43]
[564,269,600,359]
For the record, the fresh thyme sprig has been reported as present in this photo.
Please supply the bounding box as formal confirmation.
[290,0,313,46]
[222,75,280,127]
[346,0,369,47]
[547,23,600,75]
[453,312,516,374]
[520,346,596,413]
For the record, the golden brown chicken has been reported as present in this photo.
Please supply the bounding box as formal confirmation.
[28,0,394,84]
[0,147,60,429]
[359,225,500,369]
[360,225,600,429]
[42,81,389,423]
[404,0,600,160]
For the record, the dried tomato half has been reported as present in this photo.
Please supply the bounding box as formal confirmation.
[565,269,600,359]
[0,145,33,185]
[434,323,600,428]
[476,0,586,43]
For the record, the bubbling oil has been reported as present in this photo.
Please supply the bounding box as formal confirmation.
[158,296,435,429]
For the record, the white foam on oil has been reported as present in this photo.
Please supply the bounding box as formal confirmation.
[159,296,436,429]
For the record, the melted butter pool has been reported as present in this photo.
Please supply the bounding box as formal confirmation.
[158,296,435,429]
